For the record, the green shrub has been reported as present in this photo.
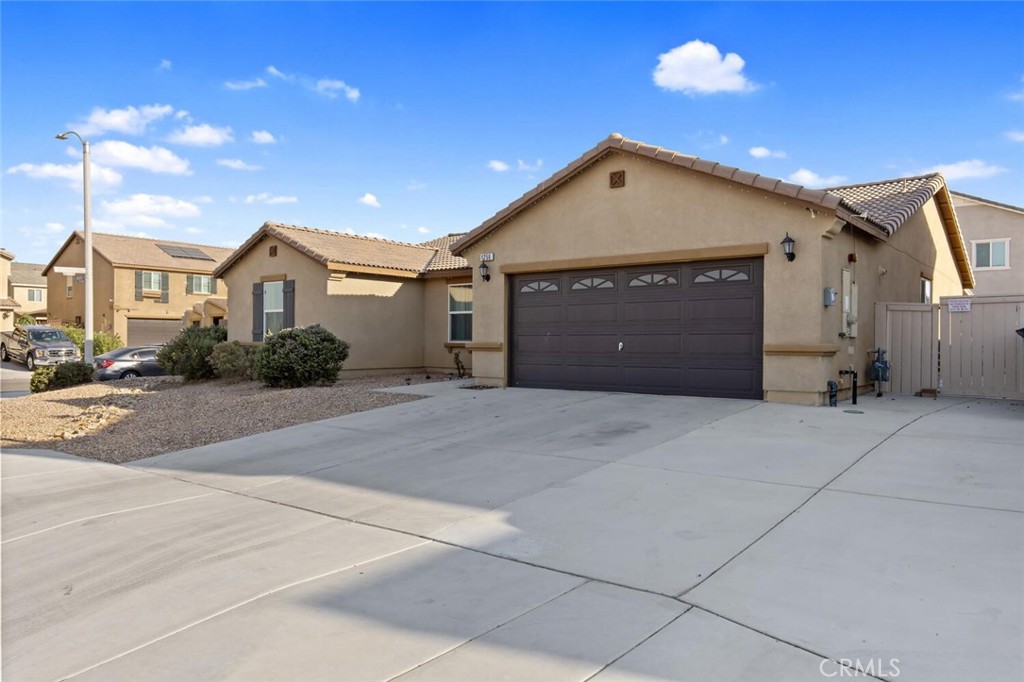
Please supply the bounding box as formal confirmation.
[253,324,350,388]
[30,362,94,393]
[60,325,124,357]
[209,341,257,382]
[30,366,56,393]
[15,314,37,326]
[156,325,227,381]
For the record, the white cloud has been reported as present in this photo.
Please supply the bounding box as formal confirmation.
[158,59,172,71]
[266,65,293,81]
[101,193,202,227]
[91,140,191,175]
[245,193,298,205]
[217,158,263,171]
[749,146,787,159]
[407,180,427,191]
[920,159,1007,181]
[44,222,66,233]
[417,226,430,235]
[74,104,174,136]
[517,159,543,172]
[653,40,757,95]
[7,161,123,191]
[316,79,360,102]
[488,160,510,172]
[788,168,847,188]
[251,130,276,144]
[225,78,267,91]
[167,124,234,147]
[175,110,190,120]
[358,192,381,208]
[1008,76,1024,101]
[1006,130,1024,142]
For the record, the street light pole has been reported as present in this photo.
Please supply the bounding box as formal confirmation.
[56,131,94,363]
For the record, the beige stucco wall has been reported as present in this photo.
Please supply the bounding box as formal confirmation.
[459,151,967,405]
[223,234,432,371]
[423,276,473,375]
[0,255,14,333]
[47,237,227,342]
[11,282,47,317]
[952,199,1024,295]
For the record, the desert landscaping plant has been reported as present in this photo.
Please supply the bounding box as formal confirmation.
[60,325,123,357]
[157,325,227,381]
[253,324,350,388]
[15,314,37,326]
[30,361,94,393]
[208,340,258,382]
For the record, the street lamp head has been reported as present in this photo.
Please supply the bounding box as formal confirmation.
[55,132,70,140]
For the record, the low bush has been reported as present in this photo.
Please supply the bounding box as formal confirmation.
[208,341,257,382]
[253,324,350,388]
[60,325,124,357]
[16,314,37,326]
[30,361,94,393]
[157,325,227,381]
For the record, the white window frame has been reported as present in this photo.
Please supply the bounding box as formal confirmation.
[920,276,932,304]
[27,288,44,302]
[971,239,1010,271]
[193,275,213,295]
[142,271,164,292]
[263,280,284,337]
[448,283,473,343]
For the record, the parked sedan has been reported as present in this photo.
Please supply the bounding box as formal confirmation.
[94,346,165,381]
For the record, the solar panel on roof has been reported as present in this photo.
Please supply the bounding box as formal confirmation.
[157,244,215,261]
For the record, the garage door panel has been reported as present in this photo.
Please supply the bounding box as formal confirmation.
[511,259,762,399]
[127,319,182,346]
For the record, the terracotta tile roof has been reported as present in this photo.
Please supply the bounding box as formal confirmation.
[9,262,46,286]
[0,297,19,309]
[215,223,470,278]
[42,232,235,276]
[419,234,469,271]
[826,175,946,235]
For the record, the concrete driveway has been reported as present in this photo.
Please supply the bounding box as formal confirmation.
[1,359,32,398]
[3,384,1022,681]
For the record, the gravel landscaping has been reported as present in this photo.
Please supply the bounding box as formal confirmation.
[0,374,441,463]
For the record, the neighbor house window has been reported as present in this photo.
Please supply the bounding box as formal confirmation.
[142,271,164,291]
[448,284,472,342]
[263,281,284,337]
[921,276,932,304]
[66,284,73,298]
[27,288,44,302]
[973,239,1009,270]
[193,275,213,294]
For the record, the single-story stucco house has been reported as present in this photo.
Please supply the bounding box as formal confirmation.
[213,224,472,375]
[450,134,973,405]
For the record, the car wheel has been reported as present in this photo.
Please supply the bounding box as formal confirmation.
[0,344,8,362]
[120,370,140,379]
[26,355,35,371]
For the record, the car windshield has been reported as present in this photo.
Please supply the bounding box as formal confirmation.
[28,330,71,343]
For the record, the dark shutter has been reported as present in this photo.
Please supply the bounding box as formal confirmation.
[159,272,170,303]
[252,282,264,342]
[185,274,194,295]
[283,279,296,329]
[135,271,143,301]
[210,278,218,294]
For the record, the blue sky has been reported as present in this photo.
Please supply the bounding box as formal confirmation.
[3,2,1022,265]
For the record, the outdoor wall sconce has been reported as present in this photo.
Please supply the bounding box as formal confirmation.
[479,261,491,282]
[781,233,796,262]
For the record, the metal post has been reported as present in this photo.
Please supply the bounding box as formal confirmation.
[82,140,93,364]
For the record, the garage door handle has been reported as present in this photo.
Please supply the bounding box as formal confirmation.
[618,342,624,352]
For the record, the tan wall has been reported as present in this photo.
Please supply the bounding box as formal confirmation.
[11,284,47,316]
[459,151,967,405]
[47,237,226,342]
[223,234,428,371]
[423,276,473,374]
[952,200,1024,295]
[0,256,13,333]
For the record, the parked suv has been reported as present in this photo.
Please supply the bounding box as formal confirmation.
[93,346,165,381]
[0,325,81,371]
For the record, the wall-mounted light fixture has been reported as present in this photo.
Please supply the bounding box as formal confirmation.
[781,233,796,262]
[479,261,491,282]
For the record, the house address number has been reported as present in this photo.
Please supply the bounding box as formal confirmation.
[480,252,494,262]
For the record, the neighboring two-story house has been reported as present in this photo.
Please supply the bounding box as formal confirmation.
[8,262,47,323]
[43,232,234,345]
[951,192,1024,296]
[0,248,18,333]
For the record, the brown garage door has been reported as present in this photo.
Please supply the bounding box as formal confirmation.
[127,318,182,346]
[510,259,763,399]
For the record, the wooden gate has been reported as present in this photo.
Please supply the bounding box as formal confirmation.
[876,296,1024,399]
